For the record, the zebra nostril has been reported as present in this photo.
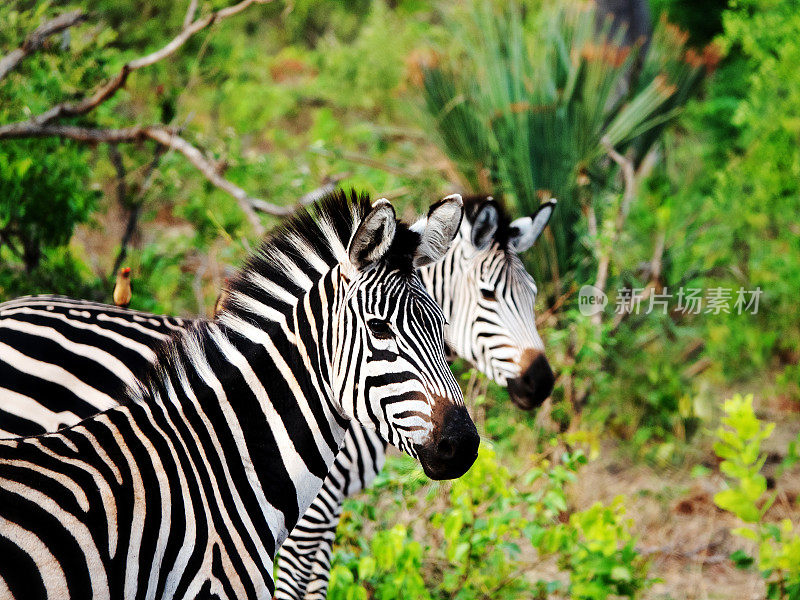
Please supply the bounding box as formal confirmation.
[437,438,455,460]
[417,405,479,479]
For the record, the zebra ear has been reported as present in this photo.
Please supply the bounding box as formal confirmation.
[470,197,500,250]
[508,199,556,253]
[349,199,397,270]
[412,193,464,267]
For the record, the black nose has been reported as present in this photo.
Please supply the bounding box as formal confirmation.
[417,405,479,480]
[508,352,554,410]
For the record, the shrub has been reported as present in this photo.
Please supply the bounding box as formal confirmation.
[713,394,800,599]
[329,442,653,600]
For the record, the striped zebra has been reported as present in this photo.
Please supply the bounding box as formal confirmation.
[0,195,555,599]
[0,190,479,599]
[275,196,557,599]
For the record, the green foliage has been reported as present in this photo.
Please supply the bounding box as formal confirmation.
[540,0,799,445]
[0,0,450,310]
[0,3,121,117]
[0,139,98,272]
[540,498,652,600]
[700,0,800,377]
[0,246,102,300]
[329,525,431,600]
[0,3,116,275]
[713,394,775,523]
[330,443,652,600]
[713,394,800,599]
[420,0,707,285]
[649,0,728,47]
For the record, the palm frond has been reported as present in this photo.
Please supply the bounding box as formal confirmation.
[420,0,709,288]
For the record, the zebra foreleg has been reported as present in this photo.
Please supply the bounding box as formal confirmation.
[274,496,342,600]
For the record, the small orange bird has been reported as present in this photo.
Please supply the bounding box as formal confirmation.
[213,277,230,317]
[113,267,132,308]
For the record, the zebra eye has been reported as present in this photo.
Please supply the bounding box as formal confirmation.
[367,318,394,340]
[480,287,496,301]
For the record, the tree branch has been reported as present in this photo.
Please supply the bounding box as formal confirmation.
[602,136,637,232]
[590,137,640,326]
[296,173,350,205]
[0,123,297,228]
[183,0,200,30]
[310,146,421,178]
[0,10,86,82]
[108,145,128,209]
[3,0,269,129]
[109,144,167,280]
[0,1,282,235]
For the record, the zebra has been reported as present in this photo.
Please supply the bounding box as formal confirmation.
[0,190,480,599]
[421,196,556,409]
[275,195,557,599]
[0,194,555,599]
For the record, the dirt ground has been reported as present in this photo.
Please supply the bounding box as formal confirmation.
[570,402,800,600]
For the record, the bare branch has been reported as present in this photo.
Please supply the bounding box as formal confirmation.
[145,127,277,233]
[108,145,128,209]
[297,173,350,205]
[128,0,267,71]
[5,0,270,128]
[375,186,411,201]
[611,229,666,331]
[590,137,640,326]
[183,0,200,30]
[0,1,281,235]
[310,146,421,178]
[536,283,577,326]
[601,136,636,232]
[0,123,299,229]
[0,10,86,82]
[109,145,167,280]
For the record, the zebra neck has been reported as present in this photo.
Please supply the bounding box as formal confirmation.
[418,235,466,326]
[177,270,349,549]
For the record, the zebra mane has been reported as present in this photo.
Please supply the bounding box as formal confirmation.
[129,188,421,404]
[224,188,421,319]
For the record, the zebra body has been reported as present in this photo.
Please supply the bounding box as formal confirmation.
[0,191,477,599]
[0,195,553,599]
[0,296,188,437]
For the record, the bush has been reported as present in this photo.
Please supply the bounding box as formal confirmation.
[420,1,708,285]
[713,394,800,599]
[329,442,653,600]
[0,139,98,272]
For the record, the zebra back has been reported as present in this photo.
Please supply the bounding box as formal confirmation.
[0,295,187,437]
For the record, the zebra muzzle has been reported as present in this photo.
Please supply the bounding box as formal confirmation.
[507,350,555,410]
[416,404,479,480]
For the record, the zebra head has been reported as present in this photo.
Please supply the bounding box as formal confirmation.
[329,194,479,480]
[423,196,557,411]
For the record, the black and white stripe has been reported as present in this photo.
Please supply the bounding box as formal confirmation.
[0,296,187,437]
[0,195,553,600]
[275,196,557,599]
[0,190,476,599]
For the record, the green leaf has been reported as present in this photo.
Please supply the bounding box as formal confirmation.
[732,526,758,541]
[14,157,32,178]
[357,556,375,580]
[730,549,755,570]
[611,565,633,582]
